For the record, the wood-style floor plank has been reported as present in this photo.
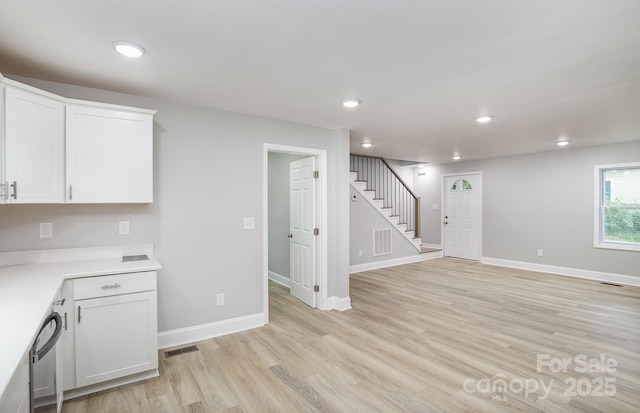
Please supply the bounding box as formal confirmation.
[62,258,640,412]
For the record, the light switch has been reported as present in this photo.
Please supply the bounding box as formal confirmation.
[432,204,440,211]
[243,217,256,230]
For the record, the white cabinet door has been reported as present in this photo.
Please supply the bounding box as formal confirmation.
[66,104,154,203]
[59,281,76,392]
[3,86,64,203]
[74,291,158,388]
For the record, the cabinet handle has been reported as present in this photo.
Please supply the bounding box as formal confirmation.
[10,181,17,200]
[78,306,81,323]
[102,283,121,289]
[69,184,73,201]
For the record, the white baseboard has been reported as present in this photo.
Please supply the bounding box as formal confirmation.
[158,312,266,349]
[349,250,443,274]
[480,256,640,287]
[268,270,291,288]
[327,296,352,311]
[64,369,158,401]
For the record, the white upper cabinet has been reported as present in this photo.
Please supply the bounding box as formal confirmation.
[66,104,155,203]
[0,74,156,204]
[2,85,65,203]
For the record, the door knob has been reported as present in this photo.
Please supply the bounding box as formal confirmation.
[287,234,293,238]
[443,215,448,225]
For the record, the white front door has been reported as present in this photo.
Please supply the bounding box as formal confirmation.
[443,173,482,260]
[289,156,317,307]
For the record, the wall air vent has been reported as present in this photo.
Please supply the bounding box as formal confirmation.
[373,228,392,256]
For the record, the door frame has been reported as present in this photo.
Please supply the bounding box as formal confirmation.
[440,171,483,260]
[263,144,328,323]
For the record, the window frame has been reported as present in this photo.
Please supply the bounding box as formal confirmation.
[593,162,640,252]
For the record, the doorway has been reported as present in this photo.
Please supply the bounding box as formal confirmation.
[263,144,327,323]
[442,172,482,260]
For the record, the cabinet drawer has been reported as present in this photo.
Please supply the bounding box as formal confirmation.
[74,271,156,300]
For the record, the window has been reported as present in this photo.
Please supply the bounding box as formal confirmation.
[594,163,640,251]
[451,179,472,191]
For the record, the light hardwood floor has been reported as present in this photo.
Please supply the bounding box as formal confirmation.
[62,258,640,412]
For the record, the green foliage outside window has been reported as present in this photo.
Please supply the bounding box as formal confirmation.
[604,201,640,244]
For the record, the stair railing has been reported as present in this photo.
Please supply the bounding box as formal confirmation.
[350,154,421,238]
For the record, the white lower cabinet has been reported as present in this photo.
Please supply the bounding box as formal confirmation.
[65,271,158,391]
[0,352,29,413]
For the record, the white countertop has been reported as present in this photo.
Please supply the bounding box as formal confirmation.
[0,248,161,400]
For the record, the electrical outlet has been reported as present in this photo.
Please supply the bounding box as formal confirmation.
[358,249,363,257]
[216,293,225,306]
[39,222,53,239]
[243,217,256,230]
[119,221,130,235]
[537,249,544,257]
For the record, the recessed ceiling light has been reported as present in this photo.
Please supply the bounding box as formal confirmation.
[113,41,146,58]
[452,155,461,160]
[343,99,361,108]
[556,140,571,146]
[361,142,372,148]
[476,115,493,124]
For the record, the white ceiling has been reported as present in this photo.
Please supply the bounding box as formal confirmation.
[1,0,639,164]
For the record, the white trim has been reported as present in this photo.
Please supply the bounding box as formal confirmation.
[0,73,156,114]
[63,369,158,401]
[326,296,352,311]
[157,312,266,349]
[441,171,483,260]
[480,256,640,287]
[268,270,291,288]
[350,250,443,274]
[264,144,329,314]
[421,243,442,249]
[593,162,640,252]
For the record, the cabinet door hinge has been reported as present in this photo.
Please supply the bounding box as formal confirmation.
[0,182,7,200]
[313,228,319,236]
[313,170,319,179]
[313,285,319,293]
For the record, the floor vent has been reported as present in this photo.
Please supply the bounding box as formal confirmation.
[373,228,392,256]
[164,345,200,358]
[600,282,623,287]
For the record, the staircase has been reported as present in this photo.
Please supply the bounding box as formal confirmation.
[350,155,422,252]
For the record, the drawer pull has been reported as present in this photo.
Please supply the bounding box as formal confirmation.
[102,283,122,289]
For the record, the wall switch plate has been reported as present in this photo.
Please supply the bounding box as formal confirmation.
[538,249,544,257]
[358,249,363,257]
[216,293,225,306]
[119,221,130,235]
[39,222,53,239]
[243,217,256,230]
[432,204,440,211]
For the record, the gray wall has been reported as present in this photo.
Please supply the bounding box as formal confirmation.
[267,152,305,279]
[414,141,640,276]
[0,75,351,332]
[349,186,419,265]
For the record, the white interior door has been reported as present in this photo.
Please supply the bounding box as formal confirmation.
[443,173,482,260]
[289,156,317,307]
